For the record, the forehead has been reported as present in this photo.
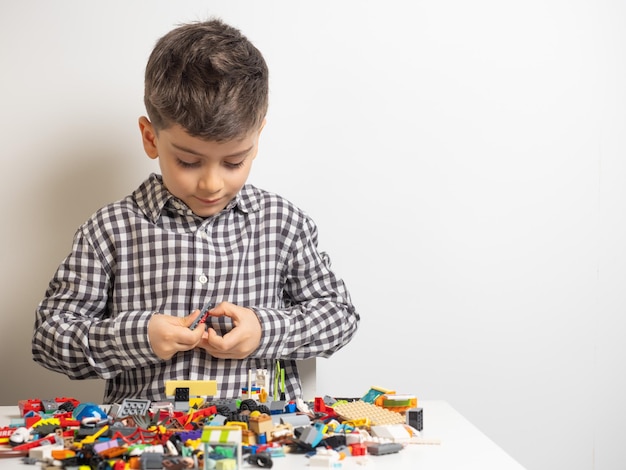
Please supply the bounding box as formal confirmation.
[160,124,257,156]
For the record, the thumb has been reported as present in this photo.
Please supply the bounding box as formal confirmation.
[186,309,207,330]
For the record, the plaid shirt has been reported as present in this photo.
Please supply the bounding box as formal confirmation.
[33,174,359,404]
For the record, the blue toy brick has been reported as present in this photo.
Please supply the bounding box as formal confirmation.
[208,414,227,426]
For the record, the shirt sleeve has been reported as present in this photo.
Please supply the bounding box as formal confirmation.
[250,214,360,360]
[32,226,162,380]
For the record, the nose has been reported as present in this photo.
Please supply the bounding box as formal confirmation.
[198,169,223,194]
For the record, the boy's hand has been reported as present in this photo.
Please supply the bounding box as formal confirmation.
[148,311,205,360]
[198,302,262,359]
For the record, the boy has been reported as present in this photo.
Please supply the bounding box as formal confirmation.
[32,19,359,404]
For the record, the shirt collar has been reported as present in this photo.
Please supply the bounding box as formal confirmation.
[233,184,262,214]
[133,173,262,223]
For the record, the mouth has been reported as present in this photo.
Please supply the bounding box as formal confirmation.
[195,196,222,205]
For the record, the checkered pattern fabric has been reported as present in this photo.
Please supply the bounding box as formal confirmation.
[33,174,359,404]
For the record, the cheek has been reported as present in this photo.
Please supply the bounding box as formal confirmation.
[237,164,254,183]
[230,170,251,190]
[160,161,193,191]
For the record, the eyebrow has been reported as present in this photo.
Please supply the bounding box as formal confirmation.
[171,142,253,159]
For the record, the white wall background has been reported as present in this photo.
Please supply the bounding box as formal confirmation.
[1,1,625,469]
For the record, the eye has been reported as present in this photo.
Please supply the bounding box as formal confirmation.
[224,160,245,169]
[176,158,201,169]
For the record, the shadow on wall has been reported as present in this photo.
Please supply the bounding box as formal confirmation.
[0,122,151,405]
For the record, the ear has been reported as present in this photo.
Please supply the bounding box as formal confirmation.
[138,116,159,159]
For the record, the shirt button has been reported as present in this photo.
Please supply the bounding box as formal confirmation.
[198,274,208,284]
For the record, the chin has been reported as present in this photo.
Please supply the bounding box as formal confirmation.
[192,206,223,218]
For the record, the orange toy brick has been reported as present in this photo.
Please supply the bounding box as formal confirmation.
[249,413,274,438]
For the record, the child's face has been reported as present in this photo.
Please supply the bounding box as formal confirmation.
[139,117,264,218]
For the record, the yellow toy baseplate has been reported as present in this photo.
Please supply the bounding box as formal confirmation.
[333,400,405,426]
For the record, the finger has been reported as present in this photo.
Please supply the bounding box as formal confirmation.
[206,305,227,318]
[186,309,207,330]
[173,334,202,351]
[206,328,241,353]
[205,328,224,348]
[175,322,205,347]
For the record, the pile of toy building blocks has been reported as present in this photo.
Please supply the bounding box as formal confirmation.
[0,380,423,469]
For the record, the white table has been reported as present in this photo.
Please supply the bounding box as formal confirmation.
[0,400,526,469]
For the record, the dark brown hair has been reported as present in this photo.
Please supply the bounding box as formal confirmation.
[144,19,268,140]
